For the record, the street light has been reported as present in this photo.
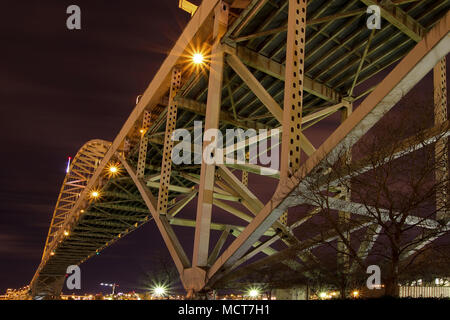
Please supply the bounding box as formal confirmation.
[151,284,168,298]
[245,287,261,299]
[90,190,100,199]
[106,162,122,178]
[192,53,204,65]
[248,289,260,298]
[110,166,117,173]
[154,286,166,296]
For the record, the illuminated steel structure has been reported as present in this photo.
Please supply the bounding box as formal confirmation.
[29,0,449,298]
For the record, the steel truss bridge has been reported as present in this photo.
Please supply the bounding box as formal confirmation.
[28,0,449,298]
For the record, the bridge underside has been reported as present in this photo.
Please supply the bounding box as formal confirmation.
[30,0,449,298]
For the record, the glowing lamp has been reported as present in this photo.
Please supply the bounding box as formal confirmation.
[192,53,204,64]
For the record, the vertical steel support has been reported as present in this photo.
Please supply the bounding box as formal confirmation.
[137,111,151,177]
[434,57,448,221]
[193,1,229,268]
[279,0,307,227]
[242,152,249,186]
[279,211,288,225]
[158,68,182,214]
[337,100,352,274]
[280,0,307,180]
[241,170,249,186]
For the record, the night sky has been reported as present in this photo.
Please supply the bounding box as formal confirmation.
[0,1,447,295]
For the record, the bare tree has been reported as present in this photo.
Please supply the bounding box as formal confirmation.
[138,250,181,296]
[300,97,450,297]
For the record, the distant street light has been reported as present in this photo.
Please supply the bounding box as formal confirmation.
[151,284,168,298]
[246,287,261,299]
[319,292,327,299]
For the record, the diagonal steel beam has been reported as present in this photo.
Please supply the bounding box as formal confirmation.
[208,227,231,265]
[217,221,373,284]
[226,52,317,156]
[118,155,190,273]
[349,224,382,273]
[168,190,198,218]
[225,44,342,102]
[226,52,283,120]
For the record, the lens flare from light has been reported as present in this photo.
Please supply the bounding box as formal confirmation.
[106,162,122,178]
[151,284,168,297]
[192,53,204,64]
[245,286,261,299]
[182,42,211,77]
[249,289,260,298]
[90,190,101,200]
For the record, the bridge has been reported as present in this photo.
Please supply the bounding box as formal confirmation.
[28,0,449,298]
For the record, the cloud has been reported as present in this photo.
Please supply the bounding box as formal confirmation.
[0,233,42,259]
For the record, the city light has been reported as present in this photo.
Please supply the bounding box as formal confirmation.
[154,286,166,296]
[89,190,101,199]
[319,292,327,299]
[245,286,261,299]
[64,230,69,236]
[151,284,168,297]
[352,290,360,298]
[192,53,204,65]
[248,289,260,298]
